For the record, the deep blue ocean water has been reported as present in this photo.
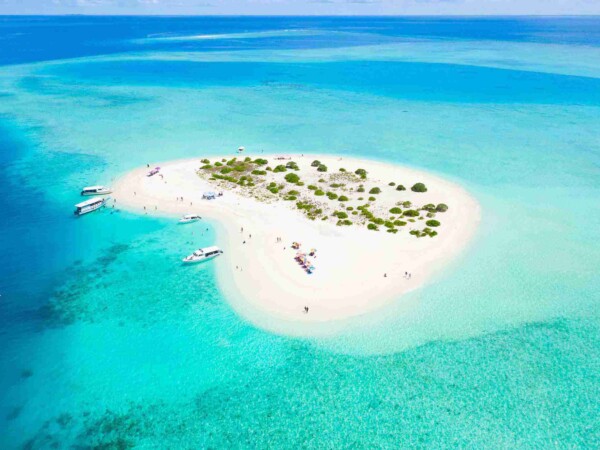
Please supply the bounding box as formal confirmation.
[0,16,599,448]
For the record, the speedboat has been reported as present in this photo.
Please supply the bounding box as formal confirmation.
[74,197,108,216]
[182,246,223,264]
[81,185,112,196]
[179,214,202,224]
[147,166,160,177]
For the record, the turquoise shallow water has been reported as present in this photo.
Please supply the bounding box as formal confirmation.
[0,17,599,448]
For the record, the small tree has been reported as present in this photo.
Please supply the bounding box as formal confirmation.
[411,182,427,193]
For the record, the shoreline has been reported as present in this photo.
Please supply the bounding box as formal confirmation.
[111,154,481,335]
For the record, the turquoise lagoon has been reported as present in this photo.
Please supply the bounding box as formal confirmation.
[0,17,599,447]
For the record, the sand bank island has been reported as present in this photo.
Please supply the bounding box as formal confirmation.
[112,154,480,332]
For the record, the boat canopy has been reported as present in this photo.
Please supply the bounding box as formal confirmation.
[75,197,105,208]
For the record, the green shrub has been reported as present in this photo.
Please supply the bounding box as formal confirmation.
[253,158,268,165]
[373,218,385,225]
[390,207,402,214]
[426,212,435,218]
[244,157,252,162]
[317,164,328,172]
[426,220,441,227]
[311,160,321,167]
[220,167,233,174]
[389,182,396,186]
[355,168,367,178]
[335,211,348,219]
[395,184,406,191]
[269,182,277,187]
[367,223,378,231]
[411,182,427,193]
[233,164,246,172]
[326,192,338,200]
[403,209,420,217]
[358,197,364,201]
[384,221,395,229]
[296,181,305,186]
[200,164,212,170]
[338,195,349,202]
[357,185,365,193]
[387,228,398,234]
[402,201,412,208]
[346,206,354,211]
[226,158,237,166]
[284,195,297,201]
[330,183,343,188]
[251,169,266,176]
[286,161,299,170]
[394,220,407,226]
[308,185,318,190]
[368,196,376,202]
[314,190,325,196]
[352,211,358,215]
[339,168,346,172]
[214,162,223,167]
[287,190,300,196]
[273,165,287,173]
[285,173,300,183]
[268,187,279,194]
[369,187,381,194]
[201,158,210,164]
[422,203,436,212]
[436,203,449,213]
[318,178,326,183]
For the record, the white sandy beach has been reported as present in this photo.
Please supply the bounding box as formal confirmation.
[111,154,480,333]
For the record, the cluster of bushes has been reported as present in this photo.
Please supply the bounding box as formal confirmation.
[330,183,344,188]
[296,201,322,220]
[212,173,238,184]
[273,165,287,173]
[285,173,300,183]
[327,192,338,200]
[252,169,267,176]
[403,209,420,217]
[333,211,348,219]
[411,182,427,193]
[286,161,299,170]
[237,175,255,187]
[355,168,367,179]
[337,219,352,226]
[253,158,268,165]
[410,227,438,238]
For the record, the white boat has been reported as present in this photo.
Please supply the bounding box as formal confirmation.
[74,197,108,216]
[179,214,202,224]
[81,185,112,196]
[182,246,223,264]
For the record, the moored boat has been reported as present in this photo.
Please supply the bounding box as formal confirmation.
[179,214,202,224]
[81,185,112,196]
[74,197,108,216]
[182,246,223,264]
